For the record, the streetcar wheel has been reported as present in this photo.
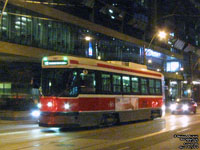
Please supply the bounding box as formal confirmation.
[150,113,155,120]
[99,114,118,127]
[112,114,119,125]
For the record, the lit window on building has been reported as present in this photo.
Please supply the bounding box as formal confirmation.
[0,83,11,95]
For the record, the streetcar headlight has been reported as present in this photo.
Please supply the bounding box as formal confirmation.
[170,104,176,111]
[37,103,42,109]
[182,104,189,111]
[64,103,70,110]
[47,102,53,107]
[31,110,40,118]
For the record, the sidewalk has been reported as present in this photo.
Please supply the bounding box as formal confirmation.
[0,119,37,124]
[0,110,36,121]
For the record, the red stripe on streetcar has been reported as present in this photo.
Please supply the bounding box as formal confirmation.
[97,63,162,77]
[70,60,79,64]
[40,97,162,112]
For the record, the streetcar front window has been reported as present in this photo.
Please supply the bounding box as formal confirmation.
[41,68,78,97]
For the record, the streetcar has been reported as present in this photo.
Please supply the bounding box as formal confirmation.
[38,55,164,127]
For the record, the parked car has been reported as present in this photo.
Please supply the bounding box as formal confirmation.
[170,98,197,114]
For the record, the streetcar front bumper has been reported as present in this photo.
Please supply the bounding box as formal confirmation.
[39,112,80,127]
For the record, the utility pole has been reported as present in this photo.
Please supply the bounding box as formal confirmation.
[143,45,146,65]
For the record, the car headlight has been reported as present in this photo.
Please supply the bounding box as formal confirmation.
[170,104,176,111]
[64,103,70,110]
[47,102,53,107]
[182,104,189,111]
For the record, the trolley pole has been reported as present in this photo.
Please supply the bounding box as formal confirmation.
[143,45,146,65]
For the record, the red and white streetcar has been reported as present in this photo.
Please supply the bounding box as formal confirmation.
[38,55,165,127]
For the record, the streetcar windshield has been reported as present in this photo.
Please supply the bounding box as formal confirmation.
[41,68,78,97]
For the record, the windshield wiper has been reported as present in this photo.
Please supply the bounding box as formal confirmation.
[57,87,71,97]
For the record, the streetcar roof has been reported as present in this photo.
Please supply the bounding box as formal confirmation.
[42,55,163,79]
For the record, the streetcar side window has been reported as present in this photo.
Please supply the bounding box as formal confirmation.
[155,80,161,94]
[141,78,148,94]
[113,75,121,93]
[80,71,96,93]
[101,73,111,92]
[131,76,139,94]
[149,79,155,95]
[122,76,131,93]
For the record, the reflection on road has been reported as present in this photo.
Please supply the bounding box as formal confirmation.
[0,111,199,150]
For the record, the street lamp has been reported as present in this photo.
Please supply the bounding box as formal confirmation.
[144,30,168,65]
[157,68,161,72]
[85,36,92,41]
[158,31,167,40]
[147,59,152,64]
[84,36,93,57]
[147,30,167,49]
[85,36,101,59]
[180,67,184,71]
[97,55,101,60]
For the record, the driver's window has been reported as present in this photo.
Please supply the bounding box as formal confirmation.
[80,70,96,93]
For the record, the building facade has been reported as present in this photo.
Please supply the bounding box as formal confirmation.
[0,0,200,110]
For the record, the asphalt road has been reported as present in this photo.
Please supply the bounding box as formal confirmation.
[0,110,200,150]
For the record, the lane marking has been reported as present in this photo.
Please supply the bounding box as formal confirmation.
[177,128,190,133]
[84,120,200,150]
[0,130,30,136]
[118,120,200,141]
[117,146,130,150]
[0,129,55,137]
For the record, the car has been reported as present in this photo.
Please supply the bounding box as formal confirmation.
[169,98,197,114]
